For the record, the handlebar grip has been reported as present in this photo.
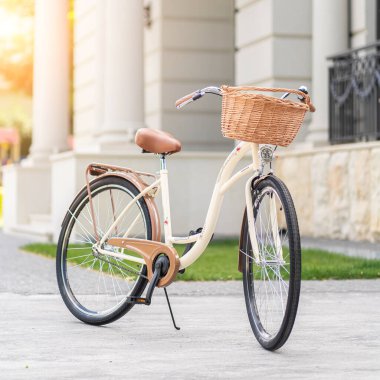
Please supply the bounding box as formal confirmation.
[308,102,316,113]
[175,91,197,108]
[300,98,316,112]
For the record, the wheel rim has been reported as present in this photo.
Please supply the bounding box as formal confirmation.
[60,184,149,317]
[245,186,291,339]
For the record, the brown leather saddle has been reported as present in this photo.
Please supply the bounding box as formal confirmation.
[135,128,181,155]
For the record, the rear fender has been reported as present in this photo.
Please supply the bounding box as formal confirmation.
[62,171,161,242]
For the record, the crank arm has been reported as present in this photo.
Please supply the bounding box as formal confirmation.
[125,256,181,330]
[125,264,160,305]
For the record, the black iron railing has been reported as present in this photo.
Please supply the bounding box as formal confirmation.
[328,41,380,144]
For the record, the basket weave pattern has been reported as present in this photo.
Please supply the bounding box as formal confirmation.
[221,86,312,147]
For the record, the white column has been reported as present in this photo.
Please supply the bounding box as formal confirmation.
[307,0,348,145]
[98,0,145,150]
[28,0,69,163]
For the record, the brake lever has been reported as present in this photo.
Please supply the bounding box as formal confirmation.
[297,85,308,100]
[281,86,309,101]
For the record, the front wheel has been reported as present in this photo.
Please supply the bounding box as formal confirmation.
[241,175,301,350]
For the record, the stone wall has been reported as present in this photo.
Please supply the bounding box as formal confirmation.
[276,141,380,242]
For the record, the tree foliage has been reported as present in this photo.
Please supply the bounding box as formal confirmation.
[0,0,34,95]
[0,0,33,16]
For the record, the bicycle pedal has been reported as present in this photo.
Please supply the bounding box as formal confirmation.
[126,296,150,305]
[179,228,214,274]
[178,228,203,274]
[131,254,170,306]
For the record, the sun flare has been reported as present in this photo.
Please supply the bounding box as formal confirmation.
[0,7,33,42]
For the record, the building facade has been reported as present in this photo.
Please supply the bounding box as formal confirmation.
[4,0,380,242]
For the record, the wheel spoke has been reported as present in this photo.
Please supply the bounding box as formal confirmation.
[58,182,150,319]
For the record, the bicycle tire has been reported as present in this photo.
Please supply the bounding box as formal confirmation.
[56,176,151,325]
[241,175,301,350]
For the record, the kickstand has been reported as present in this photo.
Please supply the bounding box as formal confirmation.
[164,288,180,330]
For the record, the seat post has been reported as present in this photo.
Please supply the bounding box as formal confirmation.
[160,154,167,170]
[159,153,173,244]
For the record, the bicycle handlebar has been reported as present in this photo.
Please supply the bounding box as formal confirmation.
[175,85,315,112]
[281,86,316,112]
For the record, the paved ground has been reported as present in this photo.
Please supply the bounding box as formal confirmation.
[1,231,380,379]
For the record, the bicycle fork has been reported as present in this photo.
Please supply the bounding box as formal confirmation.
[245,175,284,264]
[245,176,261,263]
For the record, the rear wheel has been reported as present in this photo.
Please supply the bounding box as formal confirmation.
[56,176,151,325]
[241,175,301,350]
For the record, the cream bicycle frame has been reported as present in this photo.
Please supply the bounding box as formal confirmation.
[97,140,279,270]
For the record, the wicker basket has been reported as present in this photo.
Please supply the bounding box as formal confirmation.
[221,85,315,147]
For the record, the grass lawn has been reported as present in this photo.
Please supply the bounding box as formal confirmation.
[21,240,380,281]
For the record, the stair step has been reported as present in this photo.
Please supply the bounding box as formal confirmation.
[7,223,53,242]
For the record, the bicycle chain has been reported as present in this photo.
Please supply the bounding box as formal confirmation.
[96,252,149,280]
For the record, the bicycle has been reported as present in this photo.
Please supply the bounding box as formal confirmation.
[56,85,315,351]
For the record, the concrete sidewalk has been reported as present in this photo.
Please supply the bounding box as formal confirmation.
[1,231,380,379]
